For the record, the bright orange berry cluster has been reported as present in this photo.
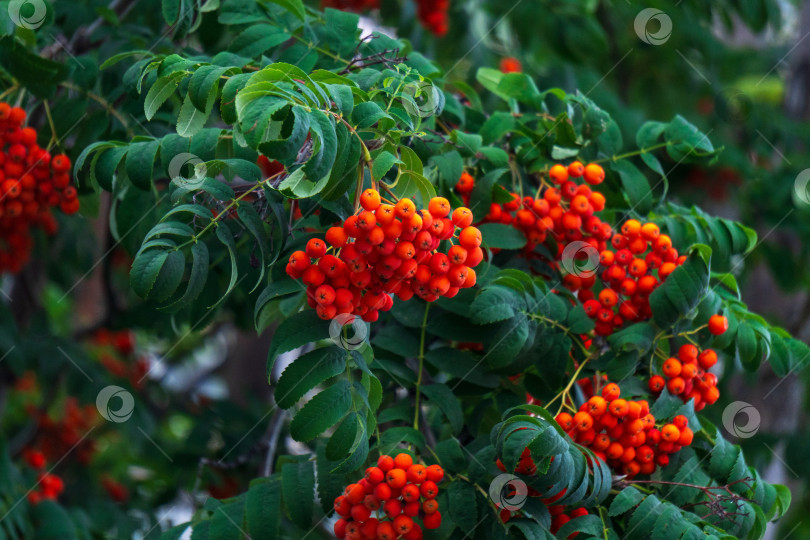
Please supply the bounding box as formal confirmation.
[334,453,444,539]
[286,190,481,321]
[649,343,721,411]
[579,219,685,336]
[22,449,64,505]
[554,383,693,477]
[34,397,97,465]
[456,162,612,266]
[0,102,78,273]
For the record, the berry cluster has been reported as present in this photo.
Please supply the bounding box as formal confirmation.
[22,449,65,505]
[649,343,721,412]
[416,0,450,36]
[554,383,693,477]
[334,453,444,539]
[457,162,612,263]
[35,397,97,465]
[286,190,481,322]
[0,102,78,273]
[578,218,685,336]
[92,329,149,388]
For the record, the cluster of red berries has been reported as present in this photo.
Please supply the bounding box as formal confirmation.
[334,453,444,539]
[321,0,379,10]
[92,329,149,388]
[576,218,685,336]
[457,162,612,260]
[286,189,481,321]
[34,397,97,466]
[0,102,78,273]
[499,57,522,73]
[416,0,450,36]
[554,383,693,477]
[649,341,723,412]
[22,449,64,505]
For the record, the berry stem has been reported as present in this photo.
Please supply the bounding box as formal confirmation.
[592,142,674,164]
[553,358,590,418]
[412,302,431,433]
[0,85,18,102]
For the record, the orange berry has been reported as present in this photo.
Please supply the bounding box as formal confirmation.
[667,377,686,395]
[386,468,407,489]
[452,207,473,227]
[406,464,426,484]
[573,411,593,431]
[556,412,573,430]
[395,198,416,219]
[698,349,717,369]
[567,161,585,178]
[662,358,682,378]
[661,424,681,442]
[458,226,482,249]
[583,163,605,185]
[428,197,451,218]
[609,399,628,417]
[708,314,728,335]
[549,164,568,184]
[360,188,381,211]
[425,464,444,483]
[601,383,621,401]
[678,344,699,364]
[640,222,660,241]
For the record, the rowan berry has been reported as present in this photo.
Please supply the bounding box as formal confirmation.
[708,314,728,335]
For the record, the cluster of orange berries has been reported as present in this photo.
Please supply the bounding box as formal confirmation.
[0,102,78,273]
[334,453,444,539]
[577,219,685,336]
[35,397,97,466]
[92,329,149,388]
[458,162,612,263]
[649,339,724,412]
[22,449,64,505]
[286,189,481,321]
[555,383,693,477]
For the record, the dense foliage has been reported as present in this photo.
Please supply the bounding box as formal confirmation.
[0,0,806,538]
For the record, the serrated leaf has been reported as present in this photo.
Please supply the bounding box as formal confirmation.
[421,383,464,435]
[282,460,314,528]
[289,380,353,441]
[275,347,346,409]
[245,477,281,538]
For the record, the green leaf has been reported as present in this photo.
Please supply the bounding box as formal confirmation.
[289,380,353,442]
[131,249,170,299]
[611,160,652,214]
[478,223,527,250]
[371,150,401,180]
[481,112,515,145]
[262,0,306,20]
[609,486,645,516]
[188,65,229,112]
[275,347,347,409]
[421,383,464,435]
[351,101,392,128]
[282,460,314,528]
[266,310,331,377]
[229,24,289,58]
[326,412,360,460]
[245,477,281,538]
[210,500,244,540]
[649,249,710,328]
[144,72,186,121]
[470,286,517,325]
[665,115,717,162]
[163,241,208,312]
[177,92,213,137]
[211,225,239,308]
[447,481,478,528]
[125,140,160,190]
